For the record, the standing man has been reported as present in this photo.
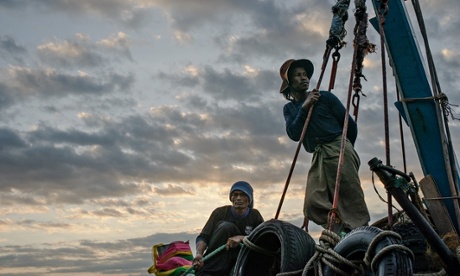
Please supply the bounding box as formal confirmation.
[193,181,264,276]
[279,59,370,234]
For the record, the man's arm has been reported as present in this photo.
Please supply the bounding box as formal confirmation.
[193,240,207,270]
[192,207,218,270]
[328,92,358,145]
[284,103,309,141]
[226,235,245,250]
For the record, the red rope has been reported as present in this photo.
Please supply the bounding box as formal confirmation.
[328,45,357,231]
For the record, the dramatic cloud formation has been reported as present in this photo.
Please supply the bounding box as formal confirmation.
[0,0,459,275]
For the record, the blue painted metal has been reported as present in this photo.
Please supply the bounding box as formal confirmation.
[370,0,460,231]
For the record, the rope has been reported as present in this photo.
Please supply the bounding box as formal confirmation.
[400,93,448,102]
[326,208,341,228]
[371,244,414,271]
[371,172,402,214]
[276,270,302,275]
[295,230,416,276]
[327,2,356,231]
[415,269,447,276]
[326,0,351,91]
[301,230,363,276]
[351,0,375,121]
[363,231,414,272]
[326,0,351,92]
[400,92,458,120]
[242,236,279,256]
[247,230,422,276]
[327,0,351,49]
[424,195,460,201]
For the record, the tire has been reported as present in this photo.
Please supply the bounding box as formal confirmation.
[323,226,413,275]
[233,219,316,276]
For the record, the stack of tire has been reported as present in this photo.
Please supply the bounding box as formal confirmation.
[233,220,414,276]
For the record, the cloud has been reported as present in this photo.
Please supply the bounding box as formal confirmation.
[0,35,27,63]
[154,183,195,196]
[0,233,196,275]
[0,0,459,274]
[0,66,134,106]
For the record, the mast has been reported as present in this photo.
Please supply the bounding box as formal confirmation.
[370,0,460,232]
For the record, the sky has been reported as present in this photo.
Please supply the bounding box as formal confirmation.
[0,0,459,275]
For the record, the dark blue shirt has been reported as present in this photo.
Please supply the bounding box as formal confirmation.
[283,90,357,153]
[196,205,264,245]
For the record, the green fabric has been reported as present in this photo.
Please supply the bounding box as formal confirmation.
[303,135,370,228]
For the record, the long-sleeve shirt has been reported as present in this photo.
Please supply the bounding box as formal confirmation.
[283,90,357,153]
[196,205,264,245]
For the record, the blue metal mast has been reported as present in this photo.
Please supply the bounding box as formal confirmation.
[370,0,460,231]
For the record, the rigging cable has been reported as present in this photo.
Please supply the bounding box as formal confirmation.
[375,0,394,229]
[396,86,408,174]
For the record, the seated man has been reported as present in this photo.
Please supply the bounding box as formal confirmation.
[192,181,264,276]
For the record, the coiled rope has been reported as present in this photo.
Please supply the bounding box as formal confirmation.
[271,230,361,276]
[301,230,363,276]
[363,231,414,271]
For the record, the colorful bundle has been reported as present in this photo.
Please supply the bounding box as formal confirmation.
[148,241,194,275]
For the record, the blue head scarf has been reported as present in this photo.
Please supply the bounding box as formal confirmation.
[229,181,254,208]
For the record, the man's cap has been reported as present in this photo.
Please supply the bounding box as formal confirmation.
[279,59,314,94]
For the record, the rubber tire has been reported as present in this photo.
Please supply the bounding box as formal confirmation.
[323,226,413,275]
[233,219,316,276]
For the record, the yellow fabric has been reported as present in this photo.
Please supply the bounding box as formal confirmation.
[148,265,190,275]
